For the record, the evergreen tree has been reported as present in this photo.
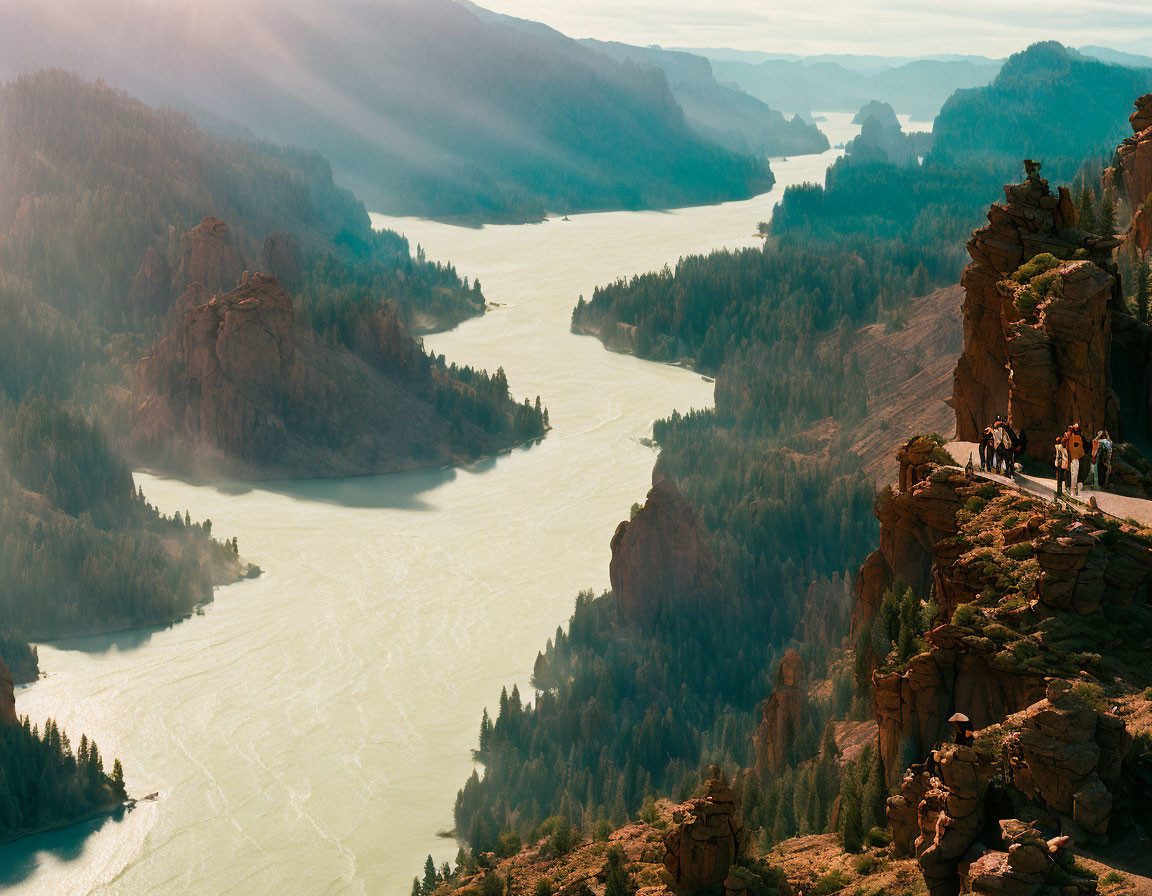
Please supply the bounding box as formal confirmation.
[604,844,631,896]
[1134,251,1151,324]
[423,855,438,895]
[1097,189,1118,237]
[840,771,864,853]
[1077,184,1097,234]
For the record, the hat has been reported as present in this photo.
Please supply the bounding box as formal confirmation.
[1072,423,1080,431]
[1096,431,1105,439]
[948,712,970,724]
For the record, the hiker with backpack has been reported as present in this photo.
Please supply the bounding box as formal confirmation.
[1092,430,1113,490]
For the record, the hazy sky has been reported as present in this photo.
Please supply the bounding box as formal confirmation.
[475,0,1152,57]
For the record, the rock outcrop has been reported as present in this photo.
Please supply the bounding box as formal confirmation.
[169,216,246,299]
[130,268,509,478]
[1005,680,1129,838]
[662,768,745,893]
[963,819,1096,896]
[951,166,1121,454]
[1112,94,1152,255]
[0,656,17,725]
[753,650,810,776]
[858,448,1152,785]
[610,477,716,626]
[998,260,1115,455]
[913,744,991,896]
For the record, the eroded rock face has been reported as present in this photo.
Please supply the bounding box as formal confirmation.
[1000,261,1115,454]
[1005,680,1130,837]
[169,216,246,298]
[914,745,992,896]
[1113,94,1152,255]
[662,768,744,893]
[610,478,716,626]
[0,656,17,725]
[951,168,1120,453]
[753,650,809,776]
[133,272,296,466]
[963,820,1096,896]
[131,245,171,312]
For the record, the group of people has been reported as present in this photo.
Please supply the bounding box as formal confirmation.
[1053,424,1113,497]
[977,416,1115,498]
[977,416,1026,476]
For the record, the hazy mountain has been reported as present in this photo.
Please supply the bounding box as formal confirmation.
[1078,45,1152,69]
[932,41,1152,179]
[708,56,1003,120]
[681,49,1001,73]
[577,40,829,156]
[0,0,771,222]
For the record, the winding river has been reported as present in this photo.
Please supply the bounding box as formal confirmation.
[1,113,875,894]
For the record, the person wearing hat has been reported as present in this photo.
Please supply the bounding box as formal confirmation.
[1054,437,1070,497]
[949,711,973,746]
[1060,424,1085,496]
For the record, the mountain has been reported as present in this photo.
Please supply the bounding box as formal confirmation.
[1079,45,1152,69]
[577,40,829,157]
[710,56,1003,120]
[932,42,1152,180]
[0,0,773,222]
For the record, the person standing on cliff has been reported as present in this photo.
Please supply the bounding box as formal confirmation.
[1061,424,1086,496]
[992,416,1018,476]
[978,426,995,473]
[1093,430,1114,490]
[1054,438,1070,497]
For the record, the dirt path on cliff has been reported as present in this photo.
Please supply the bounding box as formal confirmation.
[945,440,1152,527]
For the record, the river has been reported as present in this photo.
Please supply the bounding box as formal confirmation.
[1,112,873,894]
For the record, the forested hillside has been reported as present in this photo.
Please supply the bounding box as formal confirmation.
[578,40,829,157]
[933,42,1152,182]
[0,69,481,335]
[0,0,774,221]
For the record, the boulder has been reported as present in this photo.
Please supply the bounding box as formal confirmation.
[962,819,1096,896]
[1005,684,1130,836]
[610,477,716,626]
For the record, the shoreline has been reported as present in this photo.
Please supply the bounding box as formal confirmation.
[0,798,134,848]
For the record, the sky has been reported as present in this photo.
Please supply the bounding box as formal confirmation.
[474,0,1152,58]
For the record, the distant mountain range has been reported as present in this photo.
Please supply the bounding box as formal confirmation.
[0,0,775,222]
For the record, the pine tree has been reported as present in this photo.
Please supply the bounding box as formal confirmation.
[1134,251,1151,323]
[1077,184,1097,233]
[1097,189,1118,238]
[604,845,630,896]
[423,855,438,895]
[840,771,863,853]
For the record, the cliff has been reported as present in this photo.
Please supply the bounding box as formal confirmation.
[130,264,525,479]
[0,656,16,725]
[609,477,717,626]
[858,441,1152,788]
[753,651,810,777]
[1111,94,1152,255]
[951,165,1121,452]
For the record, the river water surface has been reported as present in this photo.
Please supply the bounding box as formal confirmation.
[2,113,867,894]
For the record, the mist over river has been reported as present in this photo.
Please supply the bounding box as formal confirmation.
[1,113,874,894]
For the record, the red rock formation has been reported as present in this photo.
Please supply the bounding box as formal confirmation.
[963,820,1095,896]
[753,650,809,776]
[913,744,992,896]
[662,768,744,893]
[131,268,498,478]
[0,656,17,725]
[1005,680,1130,837]
[857,451,1152,784]
[169,216,246,299]
[1113,94,1152,255]
[610,477,716,626]
[999,261,1115,455]
[951,167,1121,453]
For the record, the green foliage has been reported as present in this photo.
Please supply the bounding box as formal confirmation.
[0,718,126,839]
[952,604,978,628]
[813,869,848,895]
[604,845,631,896]
[1004,543,1033,561]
